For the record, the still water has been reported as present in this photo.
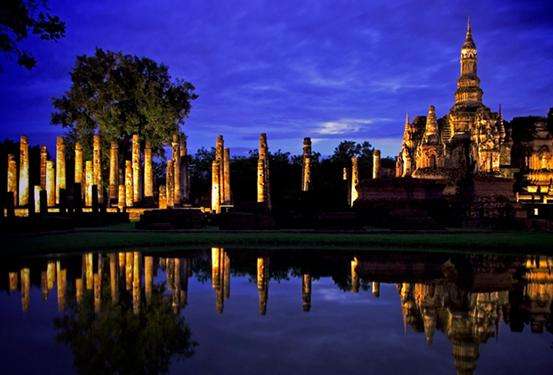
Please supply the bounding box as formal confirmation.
[0,249,551,374]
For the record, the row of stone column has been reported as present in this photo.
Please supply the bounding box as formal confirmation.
[349,149,381,207]
[159,134,190,209]
[210,135,232,214]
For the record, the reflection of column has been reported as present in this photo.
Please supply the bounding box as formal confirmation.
[350,157,359,207]
[302,273,312,312]
[372,282,380,298]
[223,251,230,300]
[56,261,66,312]
[109,254,119,304]
[182,258,189,308]
[21,268,30,312]
[85,160,93,206]
[93,273,101,313]
[8,271,18,291]
[132,251,141,314]
[351,257,359,293]
[172,258,182,313]
[85,253,93,290]
[125,160,133,207]
[40,145,48,189]
[211,248,223,313]
[144,141,153,199]
[46,261,55,290]
[109,141,118,202]
[75,278,83,304]
[145,256,153,305]
[125,252,133,291]
[257,256,269,315]
[172,135,181,205]
[166,160,174,208]
[132,134,141,204]
[93,134,103,204]
[46,160,56,207]
[7,154,17,206]
[19,136,29,206]
[211,160,220,213]
[41,271,48,300]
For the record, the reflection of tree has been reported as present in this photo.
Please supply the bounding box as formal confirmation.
[54,284,196,374]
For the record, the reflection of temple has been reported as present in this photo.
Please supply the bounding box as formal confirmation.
[211,247,230,314]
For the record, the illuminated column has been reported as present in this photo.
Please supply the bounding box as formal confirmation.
[109,254,119,304]
[7,154,17,206]
[257,256,269,315]
[211,160,221,213]
[351,257,359,293]
[132,251,141,314]
[55,136,65,204]
[179,134,189,202]
[301,137,312,192]
[85,160,93,206]
[372,149,381,179]
[85,253,93,290]
[257,133,271,209]
[109,141,118,202]
[56,262,66,312]
[117,185,126,211]
[144,140,153,199]
[215,135,224,204]
[172,134,181,205]
[8,272,18,292]
[40,145,47,189]
[350,157,359,207]
[75,278,83,304]
[131,134,141,204]
[145,256,153,305]
[166,160,174,208]
[158,185,167,209]
[74,142,83,188]
[93,134,103,204]
[372,281,381,297]
[18,135,29,206]
[223,148,232,204]
[21,268,30,312]
[125,160,133,207]
[302,273,312,312]
[46,160,55,207]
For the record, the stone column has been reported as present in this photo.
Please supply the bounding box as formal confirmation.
[350,157,359,207]
[144,140,153,199]
[257,133,271,208]
[223,148,232,204]
[74,142,83,188]
[109,141,118,202]
[166,160,174,208]
[40,145,47,189]
[172,134,181,205]
[215,135,224,204]
[131,134,141,205]
[55,136,66,205]
[46,160,56,207]
[85,160,93,206]
[372,149,381,179]
[211,160,221,214]
[301,137,312,192]
[158,185,167,209]
[117,184,126,211]
[93,134,103,204]
[125,160,133,208]
[18,136,29,206]
[7,153,17,206]
[179,134,189,202]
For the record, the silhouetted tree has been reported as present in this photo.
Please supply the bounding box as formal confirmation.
[0,0,65,70]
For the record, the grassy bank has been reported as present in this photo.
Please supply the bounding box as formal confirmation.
[3,224,553,256]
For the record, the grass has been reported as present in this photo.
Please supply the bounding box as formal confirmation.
[3,223,553,256]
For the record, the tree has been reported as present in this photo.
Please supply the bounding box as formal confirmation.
[0,0,65,69]
[52,48,197,159]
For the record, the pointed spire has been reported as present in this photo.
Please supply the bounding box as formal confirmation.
[467,16,471,34]
[404,112,409,125]
[463,17,476,49]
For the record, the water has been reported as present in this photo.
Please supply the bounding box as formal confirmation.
[0,249,551,374]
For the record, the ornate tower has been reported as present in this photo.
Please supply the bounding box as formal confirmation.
[454,19,483,107]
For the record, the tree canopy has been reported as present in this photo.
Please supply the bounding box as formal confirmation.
[0,0,65,69]
[52,48,197,157]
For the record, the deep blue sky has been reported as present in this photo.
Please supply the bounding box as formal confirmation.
[1,0,552,157]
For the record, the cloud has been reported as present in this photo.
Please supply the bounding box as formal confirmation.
[317,118,373,135]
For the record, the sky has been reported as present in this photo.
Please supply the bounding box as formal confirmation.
[1,0,552,157]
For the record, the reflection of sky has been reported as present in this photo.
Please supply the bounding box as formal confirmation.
[1,1,552,157]
[0,271,552,374]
